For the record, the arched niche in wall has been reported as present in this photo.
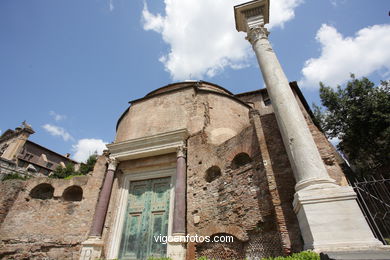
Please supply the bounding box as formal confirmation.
[30,183,54,200]
[231,152,252,170]
[62,185,83,202]
[205,166,222,183]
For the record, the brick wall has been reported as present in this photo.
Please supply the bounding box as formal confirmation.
[0,156,107,259]
[186,123,300,259]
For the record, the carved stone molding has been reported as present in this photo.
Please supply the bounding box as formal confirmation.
[108,157,118,171]
[246,26,269,45]
[106,129,188,161]
[176,145,187,158]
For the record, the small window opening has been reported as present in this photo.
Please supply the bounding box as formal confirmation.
[262,91,271,106]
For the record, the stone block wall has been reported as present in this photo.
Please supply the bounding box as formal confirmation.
[0,156,108,259]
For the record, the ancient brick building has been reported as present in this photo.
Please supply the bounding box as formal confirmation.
[1,0,388,258]
[0,80,386,260]
[97,80,354,260]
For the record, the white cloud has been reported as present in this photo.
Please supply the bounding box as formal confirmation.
[42,124,74,142]
[142,0,303,80]
[109,0,114,11]
[49,111,66,121]
[329,0,347,7]
[300,24,390,89]
[269,0,303,29]
[72,139,108,162]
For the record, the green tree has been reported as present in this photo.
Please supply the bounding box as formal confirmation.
[313,75,390,178]
[79,154,98,175]
[50,154,98,179]
[51,162,76,179]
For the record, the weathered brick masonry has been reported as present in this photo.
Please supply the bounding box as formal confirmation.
[0,156,108,259]
[0,81,349,260]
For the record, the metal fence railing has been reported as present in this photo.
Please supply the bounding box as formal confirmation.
[350,176,390,245]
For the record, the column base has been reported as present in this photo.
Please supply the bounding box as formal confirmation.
[295,177,337,191]
[293,185,383,251]
[320,246,390,260]
[167,240,186,260]
[79,236,104,260]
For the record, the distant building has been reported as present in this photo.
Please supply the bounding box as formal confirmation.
[0,121,77,178]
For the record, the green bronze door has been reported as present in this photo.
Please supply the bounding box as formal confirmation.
[119,177,171,260]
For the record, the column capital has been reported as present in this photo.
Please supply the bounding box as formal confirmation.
[234,0,269,32]
[107,157,118,171]
[246,25,269,45]
[177,145,187,158]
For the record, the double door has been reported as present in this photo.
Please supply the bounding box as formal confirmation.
[119,177,171,260]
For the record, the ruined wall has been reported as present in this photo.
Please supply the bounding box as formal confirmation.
[0,156,108,259]
[186,124,301,260]
[237,89,348,186]
[257,113,303,253]
[0,179,25,226]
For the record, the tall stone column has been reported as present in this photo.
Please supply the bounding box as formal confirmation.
[80,157,118,260]
[238,3,334,191]
[234,0,382,252]
[172,146,187,235]
[167,146,187,260]
[89,158,118,236]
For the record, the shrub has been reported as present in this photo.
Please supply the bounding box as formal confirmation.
[79,154,97,175]
[2,173,29,181]
[50,154,98,179]
[262,251,320,260]
[50,162,75,179]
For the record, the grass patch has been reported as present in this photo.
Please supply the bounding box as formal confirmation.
[63,174,85,180]
[2,173,29,181]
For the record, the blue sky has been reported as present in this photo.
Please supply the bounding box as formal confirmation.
[1,0,389,162]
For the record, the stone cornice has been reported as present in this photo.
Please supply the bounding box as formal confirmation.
[234,0,269,32]
[107,129,188,161]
